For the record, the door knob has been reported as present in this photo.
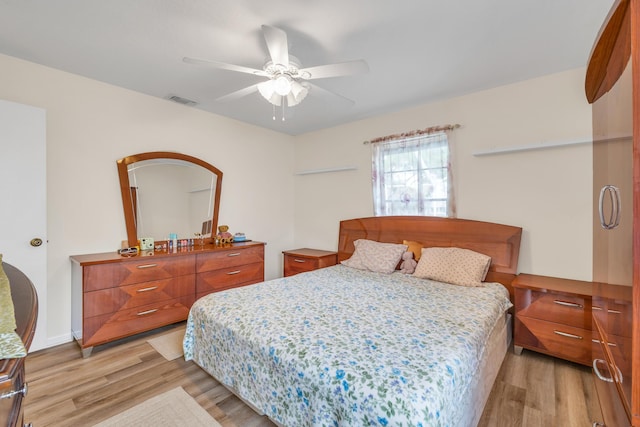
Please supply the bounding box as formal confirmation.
[30,238,43,247]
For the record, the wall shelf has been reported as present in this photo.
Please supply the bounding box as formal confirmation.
[295,166,357,175]
[472,137,592,156]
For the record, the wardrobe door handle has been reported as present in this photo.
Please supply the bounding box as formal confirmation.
[593,359,614,383]
[599,185,621,229]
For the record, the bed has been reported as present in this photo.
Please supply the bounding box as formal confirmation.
[184,216,522,426]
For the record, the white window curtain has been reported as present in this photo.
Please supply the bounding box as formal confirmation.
[370,126,457,217]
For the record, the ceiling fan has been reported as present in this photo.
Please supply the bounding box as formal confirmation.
[183,25,369,118]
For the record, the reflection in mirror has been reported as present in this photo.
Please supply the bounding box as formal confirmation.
[117,152,223,247]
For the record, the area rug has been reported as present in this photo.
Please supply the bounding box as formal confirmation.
[147,327,185,361]
[93,387,221,427]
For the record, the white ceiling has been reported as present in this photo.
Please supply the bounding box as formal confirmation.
[0,1,613,135]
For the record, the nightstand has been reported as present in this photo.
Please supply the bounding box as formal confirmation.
[513,273,593,366]
[283,248,338,277]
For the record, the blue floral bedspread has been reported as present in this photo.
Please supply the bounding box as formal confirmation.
[184,265,512,427]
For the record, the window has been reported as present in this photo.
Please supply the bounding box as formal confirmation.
[371,131,454,217]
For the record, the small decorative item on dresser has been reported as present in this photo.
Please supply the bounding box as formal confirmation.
[216,225,234,244]
[513,273,593,366]
[283,248,338,277]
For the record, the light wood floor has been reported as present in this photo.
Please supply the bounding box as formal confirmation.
[23,323,602,426]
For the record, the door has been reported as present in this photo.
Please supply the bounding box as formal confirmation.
[0,99,47,352]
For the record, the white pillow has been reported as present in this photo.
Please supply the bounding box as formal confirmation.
[341,239,408,274]
[413,247,491,287]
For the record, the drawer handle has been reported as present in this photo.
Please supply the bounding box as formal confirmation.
[227,253,241,257]
[591,338,617,347]
[136,286,158,293]
[227,270,241,275]
[608,309,622,314]
[554,330,582,340]
[554,300,582,309]
[136,263,158,269]
[0,382,27,399]
[593,423,604,427]
[293,259,306,263]
[137,309,158,316]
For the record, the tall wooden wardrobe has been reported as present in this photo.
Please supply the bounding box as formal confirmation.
[587,0,639,425]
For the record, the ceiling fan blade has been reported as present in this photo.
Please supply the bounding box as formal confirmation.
[307,82,355,107]
[262,25,289,67]
[183,57,267,77]
[215,84,261,102]
[299,60,369,80]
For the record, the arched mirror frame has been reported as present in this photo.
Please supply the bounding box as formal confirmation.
[117,151,223,247]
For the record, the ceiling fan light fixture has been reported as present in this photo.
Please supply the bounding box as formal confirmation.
[257,80,283,106]
[273,74,292,96]
[287,81,309,106]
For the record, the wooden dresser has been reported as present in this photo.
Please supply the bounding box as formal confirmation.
[71,241,264,357]
[513,274,593,366]
[282,248,337,277]
[0,263,38,427]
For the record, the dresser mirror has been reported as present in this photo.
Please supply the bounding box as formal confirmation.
[117,151,223,247]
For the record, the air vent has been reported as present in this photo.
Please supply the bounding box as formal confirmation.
[165,95,197,106]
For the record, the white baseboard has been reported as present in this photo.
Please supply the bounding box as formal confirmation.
[46,332,74,348]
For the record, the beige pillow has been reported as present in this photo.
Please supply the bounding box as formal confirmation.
[413,247,491,287]
[341,239,408,274]
[403,240,423,261]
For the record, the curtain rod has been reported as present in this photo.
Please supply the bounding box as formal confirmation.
[363,124,461,144]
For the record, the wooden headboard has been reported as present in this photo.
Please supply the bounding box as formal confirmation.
[338,216,522,300]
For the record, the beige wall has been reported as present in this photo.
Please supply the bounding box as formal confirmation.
[294,68,593,281]
[0,53,295,347]
[0,52,594,349]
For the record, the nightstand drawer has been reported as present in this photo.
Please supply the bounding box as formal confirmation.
[512,274,593,366]
[283,248,337,277]
[284,256,320,274]
[515,316,591,365]
[515,288,590,329]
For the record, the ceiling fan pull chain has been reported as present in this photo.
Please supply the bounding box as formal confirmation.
[272,103,276,121]
[282,103,285,121]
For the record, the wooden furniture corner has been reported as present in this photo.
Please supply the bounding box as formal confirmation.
[282,248,337,277]
[513,273,593,366]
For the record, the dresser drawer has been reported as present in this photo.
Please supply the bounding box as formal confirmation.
[84,274,196,317]
[0,360,25,426]
[82,295,194,347]
[196,262,264,296]
[197,245,264,273]
[514,316,591,365]
[514,288,590,329]
[83,256,196,291]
